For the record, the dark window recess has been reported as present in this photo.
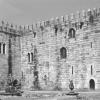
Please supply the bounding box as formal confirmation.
[22,72,24,79]
[68,28,75,38]
[65,31,67,35]
[13,79,18,87]
[46,21,50,26]
[28,53,30,62]
[33,31,36,38]
[60,27,63,32]
[31,53,33,61]
[34,71,38,77]
[89,15,94,23]
[3,44,5,54]
[14,37,16,41]
[72,66,73,75]
[54,25,58,33]
[34,71,39,88]
[91,65,93,75]
[40,26,44,31]
[80,22,84,29]
[60,47,66,59]
[91,42,92,48]
[0,43,1,53]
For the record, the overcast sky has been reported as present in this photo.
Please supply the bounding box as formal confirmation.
[0,0,100,25]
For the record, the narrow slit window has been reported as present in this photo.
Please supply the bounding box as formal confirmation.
[91,42,92,48]
[3,43,5,54]
[0,43,1,54]
[31,52,33,62]
[28,53,30,62]
[72,66,73,75]
[91,65,93,75]
[22,72,23,79]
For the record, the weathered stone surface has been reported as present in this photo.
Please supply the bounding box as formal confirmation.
[20,8,100,91]
[1,8,100,91]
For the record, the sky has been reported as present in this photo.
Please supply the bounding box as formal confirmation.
[0,0,100,25]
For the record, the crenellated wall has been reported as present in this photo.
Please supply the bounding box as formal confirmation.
[22,8,100,33]
[20,8,100,91]
[0,8,100,91]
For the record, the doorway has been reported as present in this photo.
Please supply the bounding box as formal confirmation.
[89,79,95,90]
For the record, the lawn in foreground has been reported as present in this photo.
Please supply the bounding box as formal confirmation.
[1,91,100,100]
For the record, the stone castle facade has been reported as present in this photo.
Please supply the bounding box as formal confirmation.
[0,8,100,91]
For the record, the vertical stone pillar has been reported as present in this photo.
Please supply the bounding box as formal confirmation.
[55,17,59,25]
[1,21,4,31]
[70,13,75,20]
[70,13,75,27]
[19,25,22,32]
[82,10,86,21]
[15,25,17,31]
[93,8,98,18]
[98,8,100,16]
[31,24,34,31]
[76,11,81,29]
[60,16,64,26]
[50,18,55,27]
[65,15,70,28]
[6,22,9,32]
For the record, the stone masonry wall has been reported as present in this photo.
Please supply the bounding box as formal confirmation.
[0,24,21,90]
[21,8,100,91]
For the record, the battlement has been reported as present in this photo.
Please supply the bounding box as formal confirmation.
[0,8,100,35]
[33,8,100,30]
[0,21,21,36]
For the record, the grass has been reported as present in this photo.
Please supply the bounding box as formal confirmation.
[1,90,100,100]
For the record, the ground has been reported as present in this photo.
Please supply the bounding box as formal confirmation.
[0,90,100,100]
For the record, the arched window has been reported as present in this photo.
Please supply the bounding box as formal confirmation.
[68,28,75,38]
[28,53,30,62]
[60,47,66,59]
[89,79,95,90]
[3,43,5,54]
